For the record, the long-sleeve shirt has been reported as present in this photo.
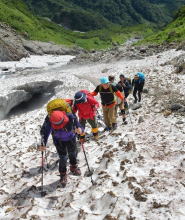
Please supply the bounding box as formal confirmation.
[118,80,132,94]
[132,79,145,91]
[73,96,99,120]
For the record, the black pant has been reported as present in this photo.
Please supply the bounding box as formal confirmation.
[125,92,129,98]
[53,137,77,173]
[133,88,142,102]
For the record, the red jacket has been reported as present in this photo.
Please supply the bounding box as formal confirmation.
[73,96,99,120]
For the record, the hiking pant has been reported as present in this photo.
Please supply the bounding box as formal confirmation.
[80,118,97,129]
[133,88,142,102]
[125,93,129,98]
[115,101,124,117]
[80,118,98,134]
[102,105,116,128]
[53,137,77,173]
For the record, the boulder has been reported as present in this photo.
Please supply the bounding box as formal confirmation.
[170,103,183,111]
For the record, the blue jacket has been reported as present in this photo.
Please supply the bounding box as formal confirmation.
[40,113,82,144]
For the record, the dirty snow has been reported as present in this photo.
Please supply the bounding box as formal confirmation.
[0,50,185,220]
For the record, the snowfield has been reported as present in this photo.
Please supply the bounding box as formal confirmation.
[0,50,185,220]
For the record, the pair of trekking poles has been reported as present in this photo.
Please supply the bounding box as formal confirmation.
[39,137,95,197]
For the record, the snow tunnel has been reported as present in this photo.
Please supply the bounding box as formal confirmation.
[0,80,63,120]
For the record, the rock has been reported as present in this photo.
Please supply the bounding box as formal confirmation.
[101,68,109,73]
[177,107,185,113]
[170,103,183,111]
[138,116,144,123]
[131,103,142,110]
[140,48,147,53]
[0,24,29,61]
[176,121,184,124]
[163,110,172,117]
[133,188,147,202]
[125,141,136,152]
[22,39,83,56]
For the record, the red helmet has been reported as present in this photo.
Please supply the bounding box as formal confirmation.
[49,110,69,130]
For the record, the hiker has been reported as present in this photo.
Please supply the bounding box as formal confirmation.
[108,76,127,124]
[73,90,100,140]
[115,83,127,124]
[38,99,84,187]
[91,77,124,131]
[108,75,116,86]
[118,74,132,98]
[132,72,145,103]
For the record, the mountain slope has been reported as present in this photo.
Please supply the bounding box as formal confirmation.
[0,0,155,50]
[24,0,185,31]
[139,5,185,45]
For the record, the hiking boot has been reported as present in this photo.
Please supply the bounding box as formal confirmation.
[112,123,117,130]
[93,132,99,141]
[70,165,81,176]
[123,118,128,125]
[104,127,112,132]
[60,172,67,187]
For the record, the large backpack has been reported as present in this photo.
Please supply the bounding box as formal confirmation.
[99,84,116,103]
[137,72,145,81]
[47,99,72,115]
[79,90,98,105]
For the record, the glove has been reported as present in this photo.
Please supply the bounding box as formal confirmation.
[79,134,85,143]
[75,127,82,135]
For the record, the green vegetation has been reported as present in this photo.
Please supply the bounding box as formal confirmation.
[0,0,154,50]
[24,0,185,31]
[0,0,184,50]
[138,6,185,45]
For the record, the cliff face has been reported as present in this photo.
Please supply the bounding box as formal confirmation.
[0,23,28,61]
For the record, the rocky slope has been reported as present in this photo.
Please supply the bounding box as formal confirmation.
[0,23,84,61]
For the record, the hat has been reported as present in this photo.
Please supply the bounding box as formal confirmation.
[50,110,69,130]
[100,77,109,84]
[74,91,87,104]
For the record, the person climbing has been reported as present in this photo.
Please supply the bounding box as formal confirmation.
[73,90,100,141]
[91,77,124,131]
[118,74,132,98]
[115,83,128,125]
[132,72,145,103]
[108,75,116,86]
[38,99,84,187]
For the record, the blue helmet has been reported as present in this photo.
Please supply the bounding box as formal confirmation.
[100,77,109,84]
[74,91,87,104]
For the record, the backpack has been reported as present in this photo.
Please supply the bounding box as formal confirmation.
[126,77,132,86]
[99,85,114,94]
[79,90,98,105]
[99,84,116,103]
[137,72,145,81]
[47,99,72,115]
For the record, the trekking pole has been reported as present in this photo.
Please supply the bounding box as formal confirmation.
[40,150,47,197]
[41,135,49,169]
[81,142,95,185]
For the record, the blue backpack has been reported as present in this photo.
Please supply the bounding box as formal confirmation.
[137,72,145,82]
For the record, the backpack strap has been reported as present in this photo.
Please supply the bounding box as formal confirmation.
[99,84,114,94]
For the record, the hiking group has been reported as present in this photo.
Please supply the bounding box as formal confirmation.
[38,72,145,187]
